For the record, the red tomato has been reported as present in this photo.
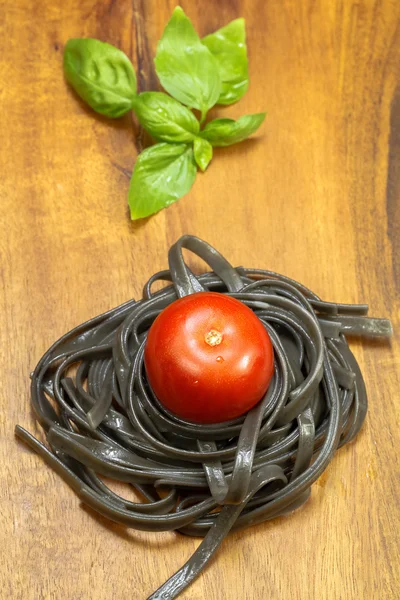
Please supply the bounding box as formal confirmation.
[144,292,274,424]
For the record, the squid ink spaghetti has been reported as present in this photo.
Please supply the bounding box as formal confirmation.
[16,235,392,599]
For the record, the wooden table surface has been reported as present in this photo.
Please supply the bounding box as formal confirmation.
[1,1,399,598]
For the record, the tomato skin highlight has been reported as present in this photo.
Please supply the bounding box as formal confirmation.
[144,292,274,424]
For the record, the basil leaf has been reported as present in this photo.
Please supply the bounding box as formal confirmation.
[202,18,248,105]
[129,143,197,220]
[131,92,199,143]
[200,113,266,147]
[154,7,221,120]
[64,39,137,118]
[193,138,213,172]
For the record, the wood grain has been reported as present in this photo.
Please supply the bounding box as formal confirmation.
[1,0,399,598]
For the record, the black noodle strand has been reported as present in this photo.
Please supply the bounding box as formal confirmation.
[15,235,392,599]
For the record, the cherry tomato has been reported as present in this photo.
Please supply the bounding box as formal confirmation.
[144,292,274,424]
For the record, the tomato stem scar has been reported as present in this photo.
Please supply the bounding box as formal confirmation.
[205,329,223,347]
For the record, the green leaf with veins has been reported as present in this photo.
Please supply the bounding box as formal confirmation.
[63,38,136,117]
[200,113,266,147]
[128,143,197,220]
[132,92,200,143]
[202,19,248,105]
[154,7,221,121]
[193,138,213,171]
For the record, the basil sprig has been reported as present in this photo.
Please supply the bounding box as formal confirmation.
[63,7,266,220]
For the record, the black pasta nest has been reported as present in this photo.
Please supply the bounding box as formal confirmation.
[16,235,392,600]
